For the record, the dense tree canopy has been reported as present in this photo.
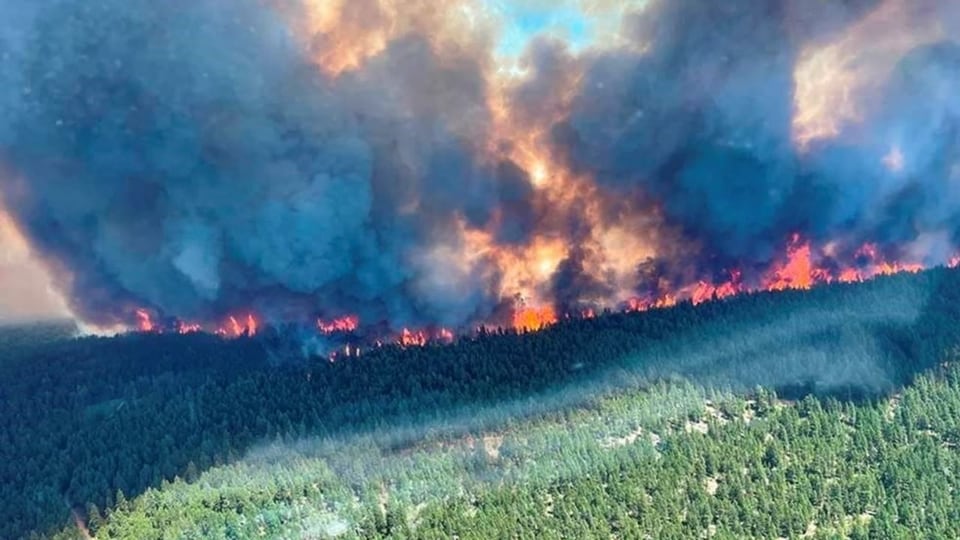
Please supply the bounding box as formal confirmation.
[2,268,960,539]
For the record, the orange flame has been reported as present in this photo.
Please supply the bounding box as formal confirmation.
[135,309,155,332]
[399,328,427,347]
[626,295,678,312]
[689,276,743,305]
[766,234,816,291]
[513,305,557,331]
[618,233,937,315]
[840,242,924,282]
[219,313,258,337]
[20,2,960,352]
[130,229,951,348]
[318,315,360,334]
[838,267,862,283]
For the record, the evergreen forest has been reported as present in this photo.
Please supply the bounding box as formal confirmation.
[3,268,960,539]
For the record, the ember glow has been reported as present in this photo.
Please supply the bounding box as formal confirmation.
[0,0,958,342]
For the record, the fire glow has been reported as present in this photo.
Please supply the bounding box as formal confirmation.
[318,315,360,334]
[135,309,155,333]
[130,232,947,355]
[130,313,261,338]
[513,305,558,332]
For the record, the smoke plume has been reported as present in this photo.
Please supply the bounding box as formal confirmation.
[0,0,957,334]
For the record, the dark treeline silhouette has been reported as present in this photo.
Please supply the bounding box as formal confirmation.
[3,268,960,538]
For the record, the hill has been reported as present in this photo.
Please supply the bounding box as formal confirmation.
[3,268,960,539]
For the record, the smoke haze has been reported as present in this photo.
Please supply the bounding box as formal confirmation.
[0,209,69,323]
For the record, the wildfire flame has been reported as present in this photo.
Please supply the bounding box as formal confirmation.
[11,0,958,355]
[620,233,931,312]
[318,315,360,334]
[766,234,817,291]
[689,272,743,305]
[217,314,258,338]
[127,229,944,350]
[399,328,427,347]
[513,305,557,331]
[135,309,155,333]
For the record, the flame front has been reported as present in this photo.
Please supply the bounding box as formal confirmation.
[318,315,360,334]
[216,314,259,338]
[513,305,557,332]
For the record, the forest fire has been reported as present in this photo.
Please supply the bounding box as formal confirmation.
[213,314,258,338]
[5,5,960,536]
[689,275,743,306]
[235,315,258,336]
[399,328,427,347]
[621,234,932,312]
[395,327,455,347]
[318,315,360,334]
[118,227,954,362]
[766,235,818,291]
[135,309,155,333]
[760,237,926,290]
[1,0,958,352]
[513,306,558,332]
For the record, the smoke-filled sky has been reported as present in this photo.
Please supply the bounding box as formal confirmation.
[0,0,957,333]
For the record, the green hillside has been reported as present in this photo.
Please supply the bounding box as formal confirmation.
[3,268,960,539]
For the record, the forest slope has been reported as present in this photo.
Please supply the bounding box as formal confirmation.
[2,268,960,538]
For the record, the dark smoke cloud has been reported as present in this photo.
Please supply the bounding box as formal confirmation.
[544,0,960,277]
[0,0,535,329]
[550,247,613,315]
[548,1,802,269]
[0,0,958,331]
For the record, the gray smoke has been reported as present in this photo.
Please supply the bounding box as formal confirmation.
[543,0,960,276]
[0,0,535,329]
[0,0,958,331]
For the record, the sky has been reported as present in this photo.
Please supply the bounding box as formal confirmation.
[491,0,645,56]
